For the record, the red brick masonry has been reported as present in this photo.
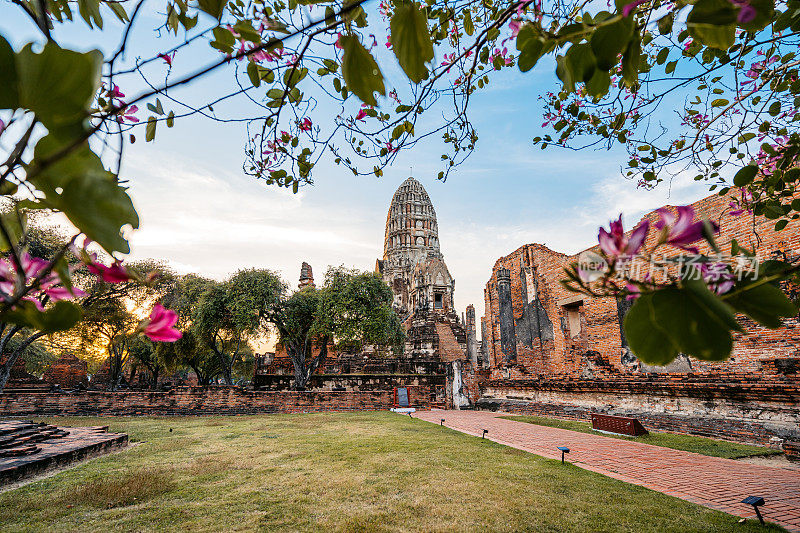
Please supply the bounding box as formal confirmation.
[0,387,434,416]
[414,410,800,532]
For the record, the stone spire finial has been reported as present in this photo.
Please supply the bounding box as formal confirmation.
[298,262,315,289]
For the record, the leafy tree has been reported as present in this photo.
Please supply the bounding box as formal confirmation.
[154,329,222,387]
[70,259,177,390]
[74,297,135,391]
[160,270,283,385]
[0,214,77,391]
[271,267,404,389]
[128,336,164,389]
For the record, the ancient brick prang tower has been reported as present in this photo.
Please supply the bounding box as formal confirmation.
[375,177,455,319]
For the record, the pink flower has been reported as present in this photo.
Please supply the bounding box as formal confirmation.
[109,84,125,99]
[622,0,647,17]
[729,188,753,216]
[625,283,642,300]
[655,206,718,251]
[0,118,5,136]
[385,35,392,49]
[737,3,756,22]
[700,262,735,295]
[299,118,312,131]
[355,109,367,121]
[144,304,182,342]
[88,261,130,283]
[335,33,344,49]
[598,216,649,259]
[158,52,175,66]
[509,20,522,37]
[41,283,87,302]
[121,104,139,123]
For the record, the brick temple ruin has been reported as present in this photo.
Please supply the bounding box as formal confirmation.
[253,177,477,406]
[478,191,800,446]
[2,180,798,451]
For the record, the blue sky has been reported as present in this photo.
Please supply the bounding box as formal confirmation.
[0,3,711,325]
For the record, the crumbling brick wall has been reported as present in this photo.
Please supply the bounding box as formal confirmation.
[483,191,800,379]
[42,353,87,389]
[0,387,437,416]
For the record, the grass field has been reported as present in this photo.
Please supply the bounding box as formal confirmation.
[0,413,785,532]
[498,415,782,459]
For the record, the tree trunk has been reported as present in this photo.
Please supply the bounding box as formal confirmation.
[0,330,46,393]
[209,340,233,386]
[0,325,25,393]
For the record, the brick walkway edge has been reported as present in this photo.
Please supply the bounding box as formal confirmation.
[413,410,800,532]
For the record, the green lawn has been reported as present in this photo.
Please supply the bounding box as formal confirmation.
[0,413,785,532]
[499,415,782,459]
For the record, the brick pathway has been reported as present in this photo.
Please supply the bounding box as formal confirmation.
[413,410,800,531]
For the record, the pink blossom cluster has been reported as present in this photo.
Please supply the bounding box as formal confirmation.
[581,206,725,298]
[729,187,754,216]
[261,130,292,169]
[0,252,86,310]
[489,47,512,66]
[107,84,138,123]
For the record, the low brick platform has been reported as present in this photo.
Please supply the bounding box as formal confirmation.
[0,421,128,485]
[414,410,800,532]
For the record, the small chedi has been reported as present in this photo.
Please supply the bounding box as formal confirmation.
[254,177,478,406]
[477,192,800,446]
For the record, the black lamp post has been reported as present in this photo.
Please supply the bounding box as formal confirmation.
[482,429,488,439]
[741,496,765,525]
[440,418,445,426]
[557,446,570,464]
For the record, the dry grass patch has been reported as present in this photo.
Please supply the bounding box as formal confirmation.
[66,468,177,509]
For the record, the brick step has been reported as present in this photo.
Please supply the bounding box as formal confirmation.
[0,425,69,449]
[0,444,39,457]
[0,422,38,437]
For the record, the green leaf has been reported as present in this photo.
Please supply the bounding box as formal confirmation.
[733,165,758,186]
[687,0,737,49]
[585,68,611,98]
[566,43,596,83]
[146,116,157,142]
[210,27,235,53]
[15,42,103,139]
[78,0,103,29]
[624,281,739,365]
[621,34,641,88]
[389,2,434,83]
[247,61,261,87]
[516,25,547,72]
[464,9,474,36]
[340,34,386,106]
[0,35,19,109]
[590,17,633,71]
[0,300,83,333]
[107,2,129,22]
[29,135,139,254]
[658,11,674,34]
[725,280,798,328]
[555,55,575,92]
[233,20,261,43]
[198,0,227,19]
[0,210,26,252]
